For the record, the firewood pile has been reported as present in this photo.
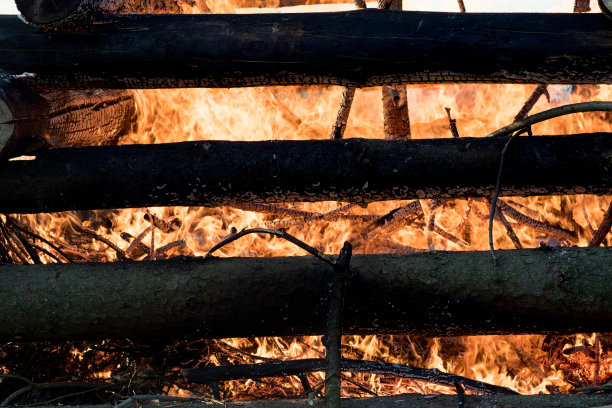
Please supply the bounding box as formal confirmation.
[0,0,611,407]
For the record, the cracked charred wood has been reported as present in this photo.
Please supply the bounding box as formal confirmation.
[0,79,135,161]
[0,134,611,213]
[0,247,610,342]
[2,11,612,89]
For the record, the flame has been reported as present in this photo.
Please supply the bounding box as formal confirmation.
[6,0,612,401]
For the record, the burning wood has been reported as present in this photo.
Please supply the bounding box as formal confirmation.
[1,134,611,213]
[0,79,134,161]
[2,12,612,89]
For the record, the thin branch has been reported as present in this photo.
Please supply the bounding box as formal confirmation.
[455,198,473,234]
[496,200,578,243]
[364,201,422,239]
[124,226,152,257]
[588,199,612,247]
[331,87,357,140]
[514,84,549,122]
[205,228,336,266]
[5,217,73,262]
[445,107,460,138]
[145,239,186,260]
[582,195,597,236]
[490,200,523,249]
[231,203,316,219]
[457,0,466,12]
[71,223,128,260]
[485,101,612,138]
[146,210,155,261]
[182,358,518,396]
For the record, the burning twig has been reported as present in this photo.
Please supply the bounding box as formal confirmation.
[455,198,473,234]
[146,210,155,261]
[206,228,336,266]
[71,223,128,260]
[144,213,180,233]
[485,101,612,138]
[231,203,316,219]
[588,200,612,246]
[325,242,352,408]
[267,205,379,228]
[331,87,357,140]
[445,107,461,138]
[582,196,597,236]
[124,226,152,257]
[490,200,523,249]
[496,200,578,243]
[144,239,186,260]
[5,217,73,262]
[182,358,518,396]
[120,232,150,258]
[364,201,422,239]
[513,84,550,122]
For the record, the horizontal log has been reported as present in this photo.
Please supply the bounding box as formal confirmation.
[0,134,611,213]
[0,79,135,161]
[0,247,610,342]
[53,394,612,408]
[1,11,612,89]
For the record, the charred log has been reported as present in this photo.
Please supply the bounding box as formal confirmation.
[53,394,612,407]
[0,247,610,342]
[2,12,612,89]
[0,134,611,213]
[0,79,135,161]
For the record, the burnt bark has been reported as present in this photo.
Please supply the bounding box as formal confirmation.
[0,247,610,342]
[2,12,612,89]
[0,79,135,161]
[0,134,611,213]
[53,394,612,407]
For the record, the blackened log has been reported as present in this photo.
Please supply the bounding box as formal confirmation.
[2,12,612,89]
[0,79,135,161]
[0,134,611,213]
[55,395,612,408]
[0,247,610,342]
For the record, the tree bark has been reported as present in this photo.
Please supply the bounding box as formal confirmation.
[2,12,612,89]
[0,79,135,161]
[0,134,611,213]
[0,247,610,342]
[52,394,612,408]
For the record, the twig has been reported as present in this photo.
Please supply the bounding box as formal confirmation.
[325,242,352,408]
[145,239,186,260]
[445,107,460,138]
[588,200,612,246]
[124,226,152,257]
[353,0,367,8]
[432,225,469,247]
[455,198,473,234]
[120,232,150,258]
[457,0,466,12]
[582,195,597,236]
[485,101,612,138]
[490,200,523,249]
[514,84,549,122]
[5,217,73,262]
[71,223,128,260]
[231,203,316,219]
[144,213,180,233]
[146,210,155,261]
[489,133,519,264]
[496,200,578,243]
[331,87,357,140]
[365,201,422,239]
[182,358,518,396]
[205,228,336,266]
[574,0,591,12]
